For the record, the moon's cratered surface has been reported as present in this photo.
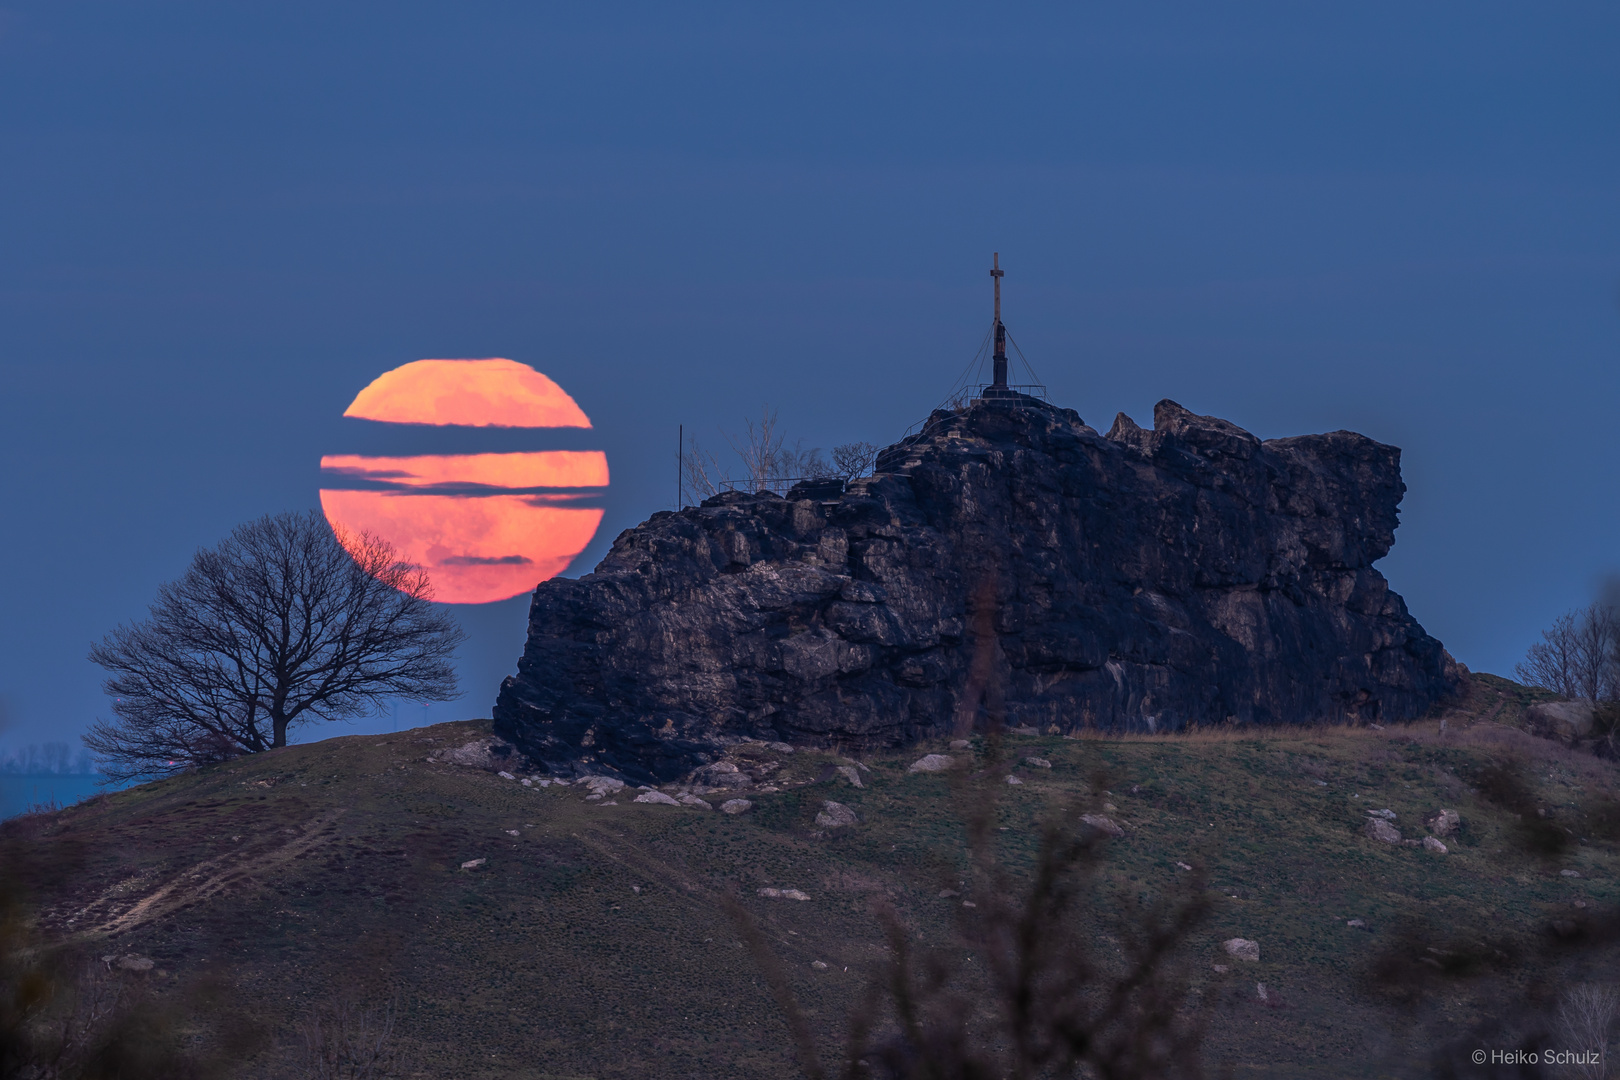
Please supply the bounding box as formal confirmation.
[320,359,607,605]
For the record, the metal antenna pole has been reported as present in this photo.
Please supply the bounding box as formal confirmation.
[991,253,1008,388]
[678,424,683,510]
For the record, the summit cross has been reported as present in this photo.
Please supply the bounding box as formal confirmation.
[990,252,1008,388]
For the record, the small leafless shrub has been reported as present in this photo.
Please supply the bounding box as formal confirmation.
[295,998,410,1080]
[832,442,880,482]
[1557,984,1619,1078]
[731,749,1212,1080]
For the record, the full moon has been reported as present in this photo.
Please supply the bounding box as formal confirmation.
[319,359,608,605]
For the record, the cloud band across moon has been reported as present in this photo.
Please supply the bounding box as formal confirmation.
[319,360,609,606]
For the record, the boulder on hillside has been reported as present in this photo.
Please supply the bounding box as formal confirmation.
[494,397,1461,782]
[429,736,528,772]
[1223,939,1261,962]
[1363,818,1402,844]
[1526,701,1596,741]
[1080,814,1123,836]
[1424,808,1462,836]
[815,801,859,828]
[908,754,954,773]
[633,790,681,806]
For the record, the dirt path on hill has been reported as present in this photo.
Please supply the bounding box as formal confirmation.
[66,808,347,940]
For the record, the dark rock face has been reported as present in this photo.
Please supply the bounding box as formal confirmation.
[493,398,1461,782]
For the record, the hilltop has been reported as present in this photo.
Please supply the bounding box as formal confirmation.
[6,673,1618,1079]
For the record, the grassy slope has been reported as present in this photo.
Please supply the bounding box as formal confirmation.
[9,674,1619,1079]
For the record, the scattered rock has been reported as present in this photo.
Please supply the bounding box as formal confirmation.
[582,776,626,797]
[962,901,977,908]
[634,791,682,806]
[1005,775,1024,785]
[720,799,753,815]
[678,793,713,809]
[1255,983,1269,1003]
[1103,802,1118,812]
[1526,700,1596,740]
[1223,938,1260,962]
[1347,919,1365,928]
[1424,809,1462,837]
[520,778,532,787]
[1212,964,1229,974]
[781,889,811,901]
[1081,814,1123,836]
[1363,818,1402,844]
[949,739,972,750]
[908,754,954,773]
[758,887,781,898]
[1423,836,1447,854]
[504,829,519,836]
[938,889,960,898]
[1366,808,1396,821]
[835,765,865,788]
[1024,756,1052,769]
[1562,869,1582,878]
[585,793,603,801]
[1401,839,1420,847]
[811,960,829,970]
[115,954,154,973]
[815,801,859,828]
[497,771,516,780]
[428,736,528,772]
[1175,861,1193,871]
[460,858,487,871]
[693,761,754,789]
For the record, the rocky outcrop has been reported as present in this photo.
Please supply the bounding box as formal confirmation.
[493,397,1461,782]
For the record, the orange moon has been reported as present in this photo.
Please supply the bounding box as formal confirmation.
[319,359,608,605]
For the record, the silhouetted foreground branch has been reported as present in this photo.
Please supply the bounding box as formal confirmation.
[732,745,1212,1080]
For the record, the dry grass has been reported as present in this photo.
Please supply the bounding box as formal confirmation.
[6,673,1620,1078]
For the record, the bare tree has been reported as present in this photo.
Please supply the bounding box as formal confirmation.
[84,512,464,782]
[682,408,866,499]
[726,405,789,492]
[1517,604,1617,702]
[681,437,725,502]
[832,441,879,482]
[1557,984,1618,1079]
[779,439,833,482]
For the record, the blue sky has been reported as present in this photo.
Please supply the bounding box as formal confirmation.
[1,2,1617,749]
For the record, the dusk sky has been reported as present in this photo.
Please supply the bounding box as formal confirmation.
[2,2,1617,752]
